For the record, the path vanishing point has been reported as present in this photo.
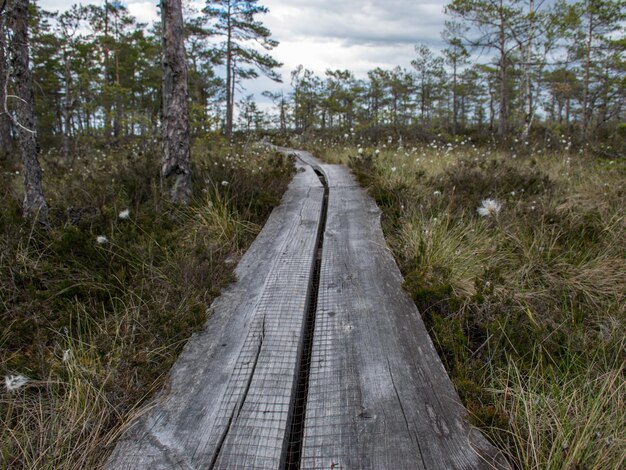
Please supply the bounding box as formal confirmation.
[107,149,510,469]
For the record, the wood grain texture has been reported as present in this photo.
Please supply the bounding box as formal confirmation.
[107,148,509,470]
[106,162,323,469]
[288,151,509,470]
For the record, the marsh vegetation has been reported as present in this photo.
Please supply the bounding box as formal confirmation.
[309,136,625,469]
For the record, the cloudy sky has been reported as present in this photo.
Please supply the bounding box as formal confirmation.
[39,0,451,103]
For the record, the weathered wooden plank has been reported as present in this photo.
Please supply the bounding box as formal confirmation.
[290,150,356,189]
[210,186,322,468]
[293,151,509,469]
[108,147,508,470]
[106,162,324,469]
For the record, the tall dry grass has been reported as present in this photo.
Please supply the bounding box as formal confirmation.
[1,139,293,468]
[316,137,625,469]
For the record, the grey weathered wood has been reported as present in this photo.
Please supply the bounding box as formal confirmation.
[106,162,323,469]
[107,148,509,470]
[288,150,508,470]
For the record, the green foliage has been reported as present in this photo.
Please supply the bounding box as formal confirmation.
[279,0,626,145]
[203,0,282,134]
[203,0,282,81]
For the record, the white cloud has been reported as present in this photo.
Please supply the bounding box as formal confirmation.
[261,0,448,82]
[249,0,448,102]
[40,1,158,23]
[127,1,158,24]
[39,0,450,111]
[264,0,446,47]
[40,0,448,75]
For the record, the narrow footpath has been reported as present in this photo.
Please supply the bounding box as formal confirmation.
[106,150,509,470]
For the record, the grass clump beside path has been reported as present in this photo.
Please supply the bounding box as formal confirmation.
[0,138,293,469]
[310,138,625,470]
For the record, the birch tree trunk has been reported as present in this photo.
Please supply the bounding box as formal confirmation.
[161,0,192,203]
[10,0,48,221]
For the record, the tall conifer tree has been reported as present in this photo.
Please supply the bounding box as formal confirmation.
[10,0,48,221]
[161,0,192,203]
[0,0,12,155]
[203,0,281,136]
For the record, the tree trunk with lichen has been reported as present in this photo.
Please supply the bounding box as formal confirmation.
[10,0,48,221]
[0,8,12,158]
[161,0,192,203]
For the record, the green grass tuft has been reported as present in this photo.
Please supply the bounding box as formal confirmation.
[318,139,625,469]
[0,139,293,468]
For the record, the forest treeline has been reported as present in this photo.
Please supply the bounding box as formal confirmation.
[1,0,283,216]
[0,0,624,218]
[1,0,624,153]
[290,0,625,144]
[0,0,282,153]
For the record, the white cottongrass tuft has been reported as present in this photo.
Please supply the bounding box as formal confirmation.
[390,167,397,172]
[96,235,108,245]
[433,190,442,196]
[477,199,502,217]
[118,208,130,219]
[221,180,229,186]
[374,149,380,155]
[357,147,364,154]
[5,374,29,392]
[62,349,72,363]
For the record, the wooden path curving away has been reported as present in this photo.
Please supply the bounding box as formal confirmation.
[106,150,510,469]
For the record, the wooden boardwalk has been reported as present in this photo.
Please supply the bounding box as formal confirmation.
[106,150,509,469]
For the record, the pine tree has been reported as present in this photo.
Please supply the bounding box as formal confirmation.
[262,90,288,133]
[443,21,470,134]
[446,0,523,137]
[9,0,48,221]
[387,67,415,131]
[161,0,192,203]
[203,0,281,136]
[57,5,89,162]
[573,0,625,137]
[366,68,389,128]
[412,45,445,122]
[29,2,62,147]
[290,66,320,133]
[0,0,12,157]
